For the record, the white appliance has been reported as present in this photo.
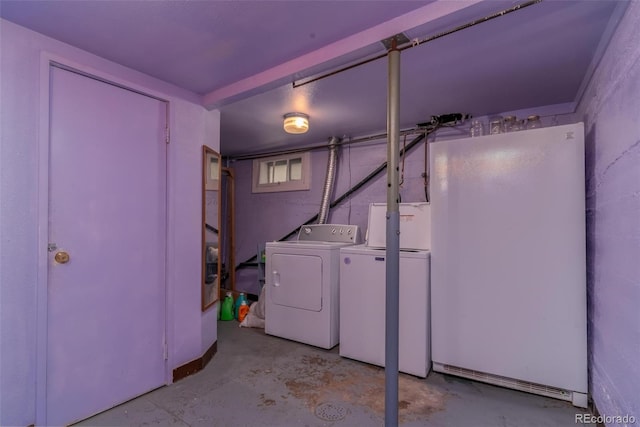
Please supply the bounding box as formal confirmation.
[366,202,431,250]
[265,224,361,349]
[429,123,588,407]
[339,245,431,377]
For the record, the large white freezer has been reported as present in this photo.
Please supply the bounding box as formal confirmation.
[429,123,588,406]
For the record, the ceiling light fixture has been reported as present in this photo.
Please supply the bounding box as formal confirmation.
[283,112,309,134]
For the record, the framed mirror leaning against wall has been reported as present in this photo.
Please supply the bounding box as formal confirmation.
[202,146,221,311]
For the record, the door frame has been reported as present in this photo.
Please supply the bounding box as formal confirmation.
[36,53,172,424]
[220,167,236,297]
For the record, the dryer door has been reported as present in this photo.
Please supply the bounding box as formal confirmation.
[270,253,322,312]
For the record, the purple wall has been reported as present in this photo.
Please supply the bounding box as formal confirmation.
[0,20,218,426]
[576,2,640,422]
[232,109,574,295]
[232,137,427,295]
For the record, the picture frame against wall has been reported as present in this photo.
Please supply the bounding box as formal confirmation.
[202,145,221,311]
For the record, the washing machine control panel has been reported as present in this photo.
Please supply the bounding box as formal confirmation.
[298,224,361,243]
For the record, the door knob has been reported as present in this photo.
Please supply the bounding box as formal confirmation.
[54,251,70,264]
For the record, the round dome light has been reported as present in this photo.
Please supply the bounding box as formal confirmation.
[283,112,309,134]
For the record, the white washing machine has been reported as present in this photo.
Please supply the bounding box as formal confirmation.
[339,245,431,377]
[265,224,361,349]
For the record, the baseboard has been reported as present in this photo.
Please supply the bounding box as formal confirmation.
[172,340,217,382]
[433,362,587,407]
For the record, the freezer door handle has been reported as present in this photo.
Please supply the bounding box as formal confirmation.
[272,270,280,287]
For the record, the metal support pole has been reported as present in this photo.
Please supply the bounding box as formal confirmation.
[385,39,401,427]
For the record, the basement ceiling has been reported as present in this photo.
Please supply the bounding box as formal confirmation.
[0,0,627,156]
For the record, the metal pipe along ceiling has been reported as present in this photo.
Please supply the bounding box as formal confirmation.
[318,137,340,224]
[292,0,542,89]
[233,131,427,270]
[228,128,424,162]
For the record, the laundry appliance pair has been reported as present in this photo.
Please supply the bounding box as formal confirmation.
[264,203,432,379]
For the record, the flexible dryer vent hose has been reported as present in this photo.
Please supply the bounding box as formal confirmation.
[318,136,340,224]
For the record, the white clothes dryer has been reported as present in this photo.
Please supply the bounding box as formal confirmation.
[265,224,361,349]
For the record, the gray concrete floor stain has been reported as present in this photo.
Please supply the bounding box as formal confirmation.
[78,321,595,427]
[270,353,448,422]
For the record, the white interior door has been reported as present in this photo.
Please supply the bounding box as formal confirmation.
[46,66,167,425]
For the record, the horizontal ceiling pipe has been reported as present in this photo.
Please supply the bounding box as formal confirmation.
[228,111,470,162]
[235,131,428,268]
[292,0,542,89]
[227,127,425,162]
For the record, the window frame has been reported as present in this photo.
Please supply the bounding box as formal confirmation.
[251,151,311,193]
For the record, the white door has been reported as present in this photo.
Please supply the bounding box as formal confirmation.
[46,66,167,425]
[270,253,322,311]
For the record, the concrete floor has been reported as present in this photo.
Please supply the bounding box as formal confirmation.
[79,321,594,426]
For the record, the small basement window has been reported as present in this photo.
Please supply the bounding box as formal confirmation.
[252,152,311,193]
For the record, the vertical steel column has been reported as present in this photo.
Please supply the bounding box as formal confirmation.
[385,39,401,427]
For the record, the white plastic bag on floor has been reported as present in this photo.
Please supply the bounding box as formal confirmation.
[253,284,266,319]
[239,285,265,328]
